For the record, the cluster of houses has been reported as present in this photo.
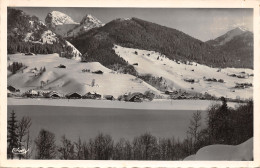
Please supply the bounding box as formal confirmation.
[203,77,224,83]
[165,90,216,100]
[234,83,253,89]
[228,73,248,79]
[7,85,152,102]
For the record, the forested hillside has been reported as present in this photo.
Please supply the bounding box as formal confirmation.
[69,17,252,69]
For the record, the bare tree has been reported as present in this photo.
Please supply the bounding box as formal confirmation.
[187,110,202,153]
[132,132,158,160]
[58,135,75,160]
[74,137,84,159]
[91,79,95,87]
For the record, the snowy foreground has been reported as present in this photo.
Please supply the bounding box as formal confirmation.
[184,138,253,161]
[114,45,253,100]
[8,98,240,110]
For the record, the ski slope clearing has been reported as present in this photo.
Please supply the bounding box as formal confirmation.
[113,45,253,100]
[7,53,161,97]
[184,138,253,160]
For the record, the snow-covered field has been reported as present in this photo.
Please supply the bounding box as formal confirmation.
[114,45,253,100]
[184,138,253,161]
[8,98,240,110]
[7,53,161,97]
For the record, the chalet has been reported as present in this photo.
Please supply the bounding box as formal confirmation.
[133,63,138,66]
[58,64,66,68]
[25,52,35,56]
[127,92,144,102]
[25,89,38,98]
[92,70,103,74]
[66,92,82,99]
[82,92,101,99]
[7,85,20,93]
[165,90,174,95]
[48,91,62,98]
[104,95,115,100]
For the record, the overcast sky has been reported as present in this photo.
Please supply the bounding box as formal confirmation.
[14,7,253,41]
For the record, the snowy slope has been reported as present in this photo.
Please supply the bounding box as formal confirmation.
[67,14,103,37]
[184,138,253,160]
[113,45,253,100]
[7,54,161,97]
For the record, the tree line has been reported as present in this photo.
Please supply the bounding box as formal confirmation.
[7,98,253,160]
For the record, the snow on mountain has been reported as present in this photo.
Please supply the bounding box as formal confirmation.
[24,30,57,44]
[65,40,82,60]
[67,14,103,37]
[39,20,46,26]
[184,137,253,160]
[45,11,79,28]
[80,14,103,26]
[41,30,57,44]
[7,53,162,97]
[113,45,253,100]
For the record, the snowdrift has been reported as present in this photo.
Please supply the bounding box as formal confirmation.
[184,138,253,161]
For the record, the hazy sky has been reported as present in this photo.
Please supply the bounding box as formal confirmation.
[14,7,253,41]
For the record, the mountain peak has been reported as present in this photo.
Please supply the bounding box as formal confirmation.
[207,27,250,46]
[80,14,103,26]
[45,11,79,28]
[235,26,249,32]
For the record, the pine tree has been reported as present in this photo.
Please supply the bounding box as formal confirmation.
[7,110,19,159]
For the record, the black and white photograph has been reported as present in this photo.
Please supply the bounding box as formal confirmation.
[1,0,260,167]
